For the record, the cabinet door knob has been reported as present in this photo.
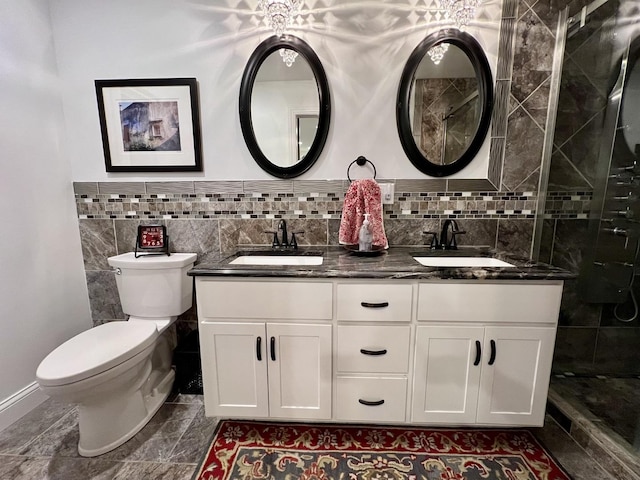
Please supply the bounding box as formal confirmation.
[270,336,276,361]
[358,399,385,406]
[488,339,496,365]
[360,348,388,356]
[256,336,262,361]
[473,340,481,366]
[361,301,389,308]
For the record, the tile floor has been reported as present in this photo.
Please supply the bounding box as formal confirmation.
[0,394,619,480]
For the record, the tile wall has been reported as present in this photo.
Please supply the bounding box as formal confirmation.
[73,0,615,363]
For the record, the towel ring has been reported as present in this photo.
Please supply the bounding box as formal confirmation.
[347,156,377,182]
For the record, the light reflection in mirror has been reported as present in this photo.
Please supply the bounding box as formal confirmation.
[251,51,319,168]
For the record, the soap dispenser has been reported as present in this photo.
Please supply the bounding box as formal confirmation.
[358,213,373,251]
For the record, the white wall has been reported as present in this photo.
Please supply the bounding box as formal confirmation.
[50,0,502,182]
[0,0,92,429]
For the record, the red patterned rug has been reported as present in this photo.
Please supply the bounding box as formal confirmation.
[193,420,572,480]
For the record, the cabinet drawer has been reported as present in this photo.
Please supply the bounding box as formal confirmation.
[196,280,332,320]
[336,377,407,422]
[337,326,410,373]
[336,283,412,322]
[417,282,563,324]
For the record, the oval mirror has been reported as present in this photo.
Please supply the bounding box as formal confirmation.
[240,35,331,178]
[396,29,493,177]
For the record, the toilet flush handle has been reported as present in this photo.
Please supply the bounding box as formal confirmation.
[112,267,122,275]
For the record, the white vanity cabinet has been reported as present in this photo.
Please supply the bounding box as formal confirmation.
[412,281,563,426]
[334,283,413,423]
[196,279,333,420]
[194,274,564,428]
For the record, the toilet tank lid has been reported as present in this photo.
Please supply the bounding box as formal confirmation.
[36,322,158,387]
[107,252,197,269]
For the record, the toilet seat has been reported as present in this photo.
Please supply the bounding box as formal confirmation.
[36,322,158,387]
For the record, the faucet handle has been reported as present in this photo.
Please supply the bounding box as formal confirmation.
[264,230,280,248]
[449,229,466,249]
[290,231,304,249]
[423,231,440,249]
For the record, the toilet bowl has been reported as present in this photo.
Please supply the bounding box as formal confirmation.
[36,252,197,457]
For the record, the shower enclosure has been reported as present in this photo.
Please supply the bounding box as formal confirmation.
[534,0,640,462]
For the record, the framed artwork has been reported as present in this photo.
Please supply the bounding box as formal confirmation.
[95,78,202,172]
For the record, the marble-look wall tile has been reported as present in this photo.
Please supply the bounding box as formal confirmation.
[548,151,592,191]
[457,219,498,247]
[394,179,446,192]
[539,218,555,264]
[557,110,604,187]
[98,182,145,195]
[114,219,157,254]
[219,218,273,253]
[553,326,598,373]
[503,107,545,190]
[78,219,117,270]
[384,219,440,246]
[165,219,220,264]
[194,180,243,194]
[558,279,602,327]
[511,8,555,104]
[273,219,328,246]
[593,328,640,374]
[497,218,534,257]
[514,168,540,192]
[146,182,194,194]
[86,271,124,323]
[328,219,341,245]
[73,182,98,196]
[521,77,551,128]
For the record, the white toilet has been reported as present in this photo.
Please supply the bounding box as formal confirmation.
[36,252,197,457]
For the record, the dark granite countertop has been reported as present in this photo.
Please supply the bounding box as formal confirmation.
[188,246,574,281]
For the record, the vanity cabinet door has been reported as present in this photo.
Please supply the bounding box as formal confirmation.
[412,325,484,424]
[267,323,332,420]
[476,326,556,426]
[199,322,269,418]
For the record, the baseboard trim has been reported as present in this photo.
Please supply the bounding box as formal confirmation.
[0,382,47,432]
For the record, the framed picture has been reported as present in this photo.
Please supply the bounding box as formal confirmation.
[95,78,202,172]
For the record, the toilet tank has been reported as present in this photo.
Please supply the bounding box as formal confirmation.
[107,253,197,318]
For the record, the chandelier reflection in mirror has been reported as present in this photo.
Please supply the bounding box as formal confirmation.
[258,0,301,37]
[441,0,482,30]
[427,43,449,65]
[280,48,299,67]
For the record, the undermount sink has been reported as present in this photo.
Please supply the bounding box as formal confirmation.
[413,256,515,268]
[229,255,324,266]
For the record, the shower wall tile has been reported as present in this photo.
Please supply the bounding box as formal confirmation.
[593,328,640,374]
[548,150,592,191]
[539,218,555,264]
[558,279,602,327]
[78,219,116,270]
[553,327,598,374]
[86,271,124,323]
[552,219,589,272]
[557,110,604,188]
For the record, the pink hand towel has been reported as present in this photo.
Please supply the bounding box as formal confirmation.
[339,179,388,248]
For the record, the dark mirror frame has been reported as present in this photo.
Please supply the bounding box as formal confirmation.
[396,29,493,177]
[239,35,331,178]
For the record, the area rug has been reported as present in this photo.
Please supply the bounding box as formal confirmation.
[193,420,572,480]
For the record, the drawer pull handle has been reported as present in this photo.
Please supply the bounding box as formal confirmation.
[270,336,276,361]
[361,301,389,308]
[358,399,385,406]
[473,340,481,366]
[488,339,496,366]
[256,336,262,361]
[360,348,388,356]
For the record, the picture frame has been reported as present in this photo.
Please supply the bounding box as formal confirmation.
[95,78,202,172]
